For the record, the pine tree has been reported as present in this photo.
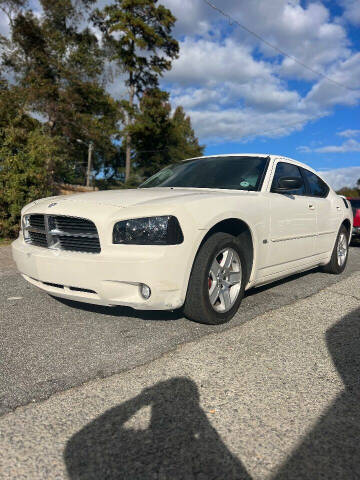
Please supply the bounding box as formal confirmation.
[131,89,204,179]
[92,0,179,182]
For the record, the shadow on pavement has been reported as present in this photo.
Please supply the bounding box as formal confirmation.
[64,377,251,479]
[53,296,184,321]
[65,307,360,479]
[55,268,317,321]
[274,306,360,479]
[244,268,317,298]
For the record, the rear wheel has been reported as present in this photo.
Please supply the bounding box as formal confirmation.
[183,232,247,325]
[321,225,349,274]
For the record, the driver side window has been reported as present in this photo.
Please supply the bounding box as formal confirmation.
[271,162,305,196]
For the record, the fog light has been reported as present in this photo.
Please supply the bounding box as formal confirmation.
[140,284,151,299]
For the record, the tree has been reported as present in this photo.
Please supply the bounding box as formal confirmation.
[93,0,179,182]
[169,106,205,163]
[1,0,120,184]
[0,125,61,238]
[131,88,204,179]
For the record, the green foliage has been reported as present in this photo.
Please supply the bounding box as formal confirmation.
[93,0,179,180]
[1,0,120,184]
[93,0,179,95]
[336,186,360,198]
[0,0,205,230]
[131,89,204,178]
[0,126,60,237]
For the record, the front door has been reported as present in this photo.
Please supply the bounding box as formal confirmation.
[261,161,317,277]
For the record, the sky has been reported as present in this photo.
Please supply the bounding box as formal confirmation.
[2,0,360,189]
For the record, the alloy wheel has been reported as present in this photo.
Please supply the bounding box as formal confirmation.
[208,247,242,312]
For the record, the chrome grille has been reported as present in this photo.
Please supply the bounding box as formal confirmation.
[23,214,101,253]
[28,231,48,247]
[29,214,46,230]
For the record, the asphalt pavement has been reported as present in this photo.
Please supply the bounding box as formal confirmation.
[1,244,360,417]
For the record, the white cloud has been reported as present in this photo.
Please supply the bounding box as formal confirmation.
[164,0,350,80]
[166,38,272,87]
[160,0,360,142]
[184,108,312,143]
[300,132,360,153]
[320,166,360,190]
[338,129,360,138]
[315,139,360,153]
[297,145,311,153]
[2,0,360,147]
[303,52,360,109]
[339,0,360,26]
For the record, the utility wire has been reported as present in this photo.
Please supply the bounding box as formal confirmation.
[203,0,358,92]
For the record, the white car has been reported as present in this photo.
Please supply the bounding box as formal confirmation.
[12,154,353,325]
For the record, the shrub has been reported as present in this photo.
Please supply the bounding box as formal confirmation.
[0,127,60,238]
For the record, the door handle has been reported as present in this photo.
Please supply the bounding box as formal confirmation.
[308,204,315,210]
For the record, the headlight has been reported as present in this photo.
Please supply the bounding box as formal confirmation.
[113,216,183,245]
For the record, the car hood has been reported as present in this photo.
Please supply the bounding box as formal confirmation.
[24,187,252,211]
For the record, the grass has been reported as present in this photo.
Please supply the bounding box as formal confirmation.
[0,238,12,246]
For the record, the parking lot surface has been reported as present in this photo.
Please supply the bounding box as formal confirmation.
[1,267,359,479]
[0,244,359,417]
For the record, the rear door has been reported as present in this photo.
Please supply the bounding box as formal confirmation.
[264,161,317,274]
[300,168,337,255]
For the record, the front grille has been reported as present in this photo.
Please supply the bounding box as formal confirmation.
[53,216,98,234]
[28,231,48,247]
[58,235,101,253]
[29,214,46,230]
[24,214,101,253]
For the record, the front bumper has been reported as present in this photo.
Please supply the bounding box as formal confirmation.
[12,237,188,310]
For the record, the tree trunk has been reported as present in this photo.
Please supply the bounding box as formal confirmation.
[125,84,134,183]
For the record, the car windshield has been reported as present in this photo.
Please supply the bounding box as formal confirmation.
[139,156,268,191]
[349,199,360,209]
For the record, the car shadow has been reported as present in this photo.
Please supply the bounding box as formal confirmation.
[65,307,360,479]
[244,268,318,298]
[54,268,319,321]
[52,296,184,321]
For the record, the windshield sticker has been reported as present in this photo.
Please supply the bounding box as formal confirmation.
[240,181,250,187]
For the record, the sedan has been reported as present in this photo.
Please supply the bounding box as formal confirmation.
[12,154,353,324]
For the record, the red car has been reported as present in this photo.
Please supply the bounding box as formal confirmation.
[348,197,360,240]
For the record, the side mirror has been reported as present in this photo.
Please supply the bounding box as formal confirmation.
[272,176,303,193]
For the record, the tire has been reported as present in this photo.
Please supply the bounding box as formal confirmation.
[321,225,349,274]
[183,232,247,325]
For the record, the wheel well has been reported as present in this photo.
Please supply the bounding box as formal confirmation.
[342,219,351,236]
[200,219,254,282]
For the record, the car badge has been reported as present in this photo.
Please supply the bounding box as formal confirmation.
[48,202,57,208]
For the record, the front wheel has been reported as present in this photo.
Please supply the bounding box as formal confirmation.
[321,225,349,274]
[183,232,247,325]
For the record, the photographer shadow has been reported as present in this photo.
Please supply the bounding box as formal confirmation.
[65,308,360,479]
[64,377,251,479]
[274,306,360,479]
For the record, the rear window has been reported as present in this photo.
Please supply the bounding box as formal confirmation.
[301,169,329,198]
